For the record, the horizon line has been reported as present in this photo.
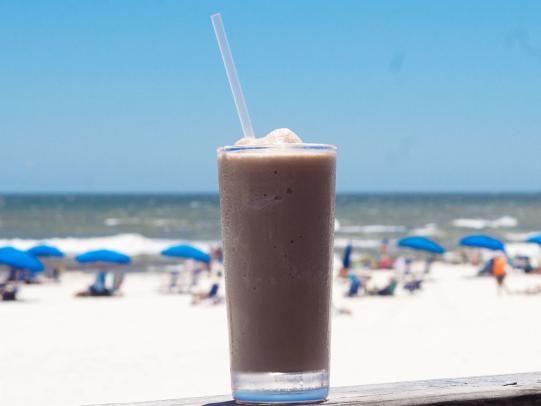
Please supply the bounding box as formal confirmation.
[1,190,541,196]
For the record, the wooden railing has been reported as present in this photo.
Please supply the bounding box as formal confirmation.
[92,372,541,405]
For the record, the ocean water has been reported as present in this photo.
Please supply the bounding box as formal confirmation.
[0,193,540,255]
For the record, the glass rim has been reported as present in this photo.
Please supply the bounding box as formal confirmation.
[217,143,337,154]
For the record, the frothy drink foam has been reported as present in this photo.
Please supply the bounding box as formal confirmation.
[234,128,303,146]
[218,129,336,377]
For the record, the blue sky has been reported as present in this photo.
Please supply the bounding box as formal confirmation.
[1,1,540,193]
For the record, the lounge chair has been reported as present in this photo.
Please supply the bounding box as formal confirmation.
[478,259,494,276]
[208,282,219,298]
[76,271,124,297]
[88,271,109,296]
[369,278,398,296]
[162,270,192,294]
[191,282,222,305]
[346,275,362,297]
[110,272,124,294]
[403,279,423,293]
[0,282,18,301]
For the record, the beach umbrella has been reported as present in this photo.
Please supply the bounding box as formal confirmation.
[161,244,211,264]
[398,236,445,254]
[75,249,131,264]
[28,244,64,258]
[526,235,541,245]
[459,235,505,251]
[0,247,44,272]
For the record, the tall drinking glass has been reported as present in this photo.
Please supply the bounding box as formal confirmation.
[218,143,336,404]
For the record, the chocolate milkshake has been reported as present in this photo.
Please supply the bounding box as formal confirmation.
[218,129,336,403]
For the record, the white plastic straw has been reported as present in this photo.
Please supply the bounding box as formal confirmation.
[211,13,255,139]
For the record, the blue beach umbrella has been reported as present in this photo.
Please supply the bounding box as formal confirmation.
[28,244,64,258]
[527,235,541,245]
[161,244,211,264]
[459,235,505,251]
[398,236,445,254]
[0,247,44,272]
[75,249,131,264]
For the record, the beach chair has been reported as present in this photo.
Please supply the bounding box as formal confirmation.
[208,282,219,298]
[346,275,362,297]
[160,266,193,294]
[379,282,396,296]
[371,279,398,296]
[167,271,180,292]
[403,279,423,293]
[89,271,108,295]
[191,282,222,305]
[110,272,125,295]
[76,271,120,297]
[478,259,494,276]
[7,267,18,282]
[0,282,18,301]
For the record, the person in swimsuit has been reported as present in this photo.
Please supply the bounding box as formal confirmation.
[492,254,508,294]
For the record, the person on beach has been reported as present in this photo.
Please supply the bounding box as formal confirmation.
[378,237,389,258]
[338,243,353,279]
[210,247,224,277]
[377,238,393,269]
[492,254,508,294]
[211,247,223,266]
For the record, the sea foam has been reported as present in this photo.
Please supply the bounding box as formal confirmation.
[412,223,440,236]
[451,216,518,229]
[0,233,216,256]
[337,225,406,234]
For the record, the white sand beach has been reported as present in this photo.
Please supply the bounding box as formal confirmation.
[1,263,540,406]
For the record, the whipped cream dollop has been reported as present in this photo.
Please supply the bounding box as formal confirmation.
[235,128,302,146]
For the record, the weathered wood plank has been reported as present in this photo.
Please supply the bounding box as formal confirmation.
[91,371,541,406]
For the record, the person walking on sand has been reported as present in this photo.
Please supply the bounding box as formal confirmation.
[492,254,508,294]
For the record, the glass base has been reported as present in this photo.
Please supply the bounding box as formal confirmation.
[232,370,329,404]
